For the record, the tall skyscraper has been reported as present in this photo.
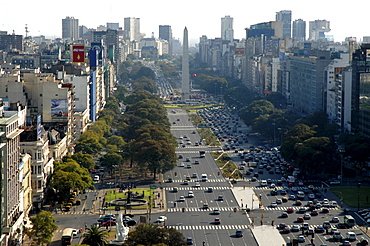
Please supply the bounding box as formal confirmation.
[159,25,173,54]
[62,16,79,41]
[351,44,370,137]
[292,19,306,42]
[308,20,330,41]
[221,15,234,41]
[276,10,292,38]
[124,17,140,41]
[181,27,190,100]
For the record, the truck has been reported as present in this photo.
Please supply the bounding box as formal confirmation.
[199,150,206,158]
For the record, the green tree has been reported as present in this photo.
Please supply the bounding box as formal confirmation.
[25,211,57,246]
[107,135,126,149]
[240,99,275,125]
[70,152,95,171]
[124,224,185,246]
[81,225,108,246]
[100,151,124,169]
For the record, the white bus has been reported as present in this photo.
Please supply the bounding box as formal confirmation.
[61,228,74,245]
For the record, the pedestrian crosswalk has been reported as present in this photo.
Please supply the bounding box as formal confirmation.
[164,186,230,191]
[168,224,249,231]
[264,206,339,211]
[167,179,226,184]
[253,186,322,190]
[167,207,235,213]
[55,211,91,215]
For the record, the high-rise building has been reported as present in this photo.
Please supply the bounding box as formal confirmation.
[308,20,330,41]
[276,10,292,38]
[159,25,173,54]
[221,15,234,41]
[351,44,370,137]
[107,23,119,31]
[124,17,140,41]
[292,19,306,43]
[0,34,23,51]
[62,16,79,41]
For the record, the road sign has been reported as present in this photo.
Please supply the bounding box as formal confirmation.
[150,185,157,189]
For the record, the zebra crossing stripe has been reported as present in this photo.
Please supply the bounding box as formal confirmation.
[169,225,248,230]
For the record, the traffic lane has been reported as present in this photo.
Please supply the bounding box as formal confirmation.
[165,188,236,209]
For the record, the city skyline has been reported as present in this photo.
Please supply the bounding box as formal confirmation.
[1,0,369,45]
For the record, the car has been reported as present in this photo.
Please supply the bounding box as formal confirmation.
[297,217,304,223]
[207,187,213,192]
[281,212,288,218]
[173,187,178,192]
[308,193,315,199]
[301,222,309,230]
[321,208,329,213]
[214,218,221,225]
[306,228,314,236]
[346,231,356,242]
[102,220,116,226]
[187,164,191,168]
[93,175,100,182]
[270,202,278,208]
[178,154,183,159]
[218,195,224,201]
[167,178,173,183]
[194,182,200,188]
[287,207,294,213]
[180,162,185,167]
[280,190,287,195]
[282,226,291,234]
[213,208,220,215]
[295,200,302,206]
[315,226,325,233]
[279,223,286,229]
[276,198,282,204]
[333,231,343,241]
[270,183,276,188]
[156,216,167,223]
[299,207,306,213]
[308,185,315,190]
[332,217,340,223]
[322,221,331,229]
[310,210,318,216]
[192,173,197,178]
[297,235,305,243]
[179,196,185,202]
[341,240,351,246]
[235,229,243,237]
[186,237,193,245]
[289,194,296,200]
[303,213,311,220]
[330,201,338,207]
[183,180,189,185]
[291,187,298,192]
[360,238,369,246]
[188,191,194,198]
[186,157,191,162]
[338,222,347,229]
[203,203,209,209]
[271,190,278,196]
[282,197,288,203]
[291,225,300,232]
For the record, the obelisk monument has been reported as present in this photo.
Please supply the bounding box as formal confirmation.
[181,27,190,100]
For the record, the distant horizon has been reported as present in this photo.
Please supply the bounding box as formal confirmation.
[1,0,369,46]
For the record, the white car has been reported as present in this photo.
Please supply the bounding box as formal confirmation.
[179,196,185,202]
[270,202,278,208]
[156,216,167,222]
[188,191,194,198]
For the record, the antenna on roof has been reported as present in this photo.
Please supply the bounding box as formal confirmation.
[25,24,29,38]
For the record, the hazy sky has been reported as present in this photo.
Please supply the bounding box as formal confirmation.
[1,0,368,45]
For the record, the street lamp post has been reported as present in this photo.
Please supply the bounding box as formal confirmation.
[357,183,361,211]
[338,147,345,185]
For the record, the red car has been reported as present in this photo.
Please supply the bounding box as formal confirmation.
[297,217,304,223]
[214,218,221,225]
[287,208,294,213]
[102,220,116,226]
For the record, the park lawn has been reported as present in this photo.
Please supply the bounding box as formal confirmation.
[104,189,155,210]
[331,187,370,208]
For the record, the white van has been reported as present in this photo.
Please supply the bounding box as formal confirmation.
[260,180,267,186]
[201,174,208,182]
[346,231,356,241]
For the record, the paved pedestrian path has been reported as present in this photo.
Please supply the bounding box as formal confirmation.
[231,187,260,210]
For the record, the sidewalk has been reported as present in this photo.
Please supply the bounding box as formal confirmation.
[231,186,260,210]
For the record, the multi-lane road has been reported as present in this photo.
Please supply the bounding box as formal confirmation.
[165,107,370,246]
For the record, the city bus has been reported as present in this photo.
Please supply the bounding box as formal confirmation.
[61,228,74,245]
[344,215,355,227]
